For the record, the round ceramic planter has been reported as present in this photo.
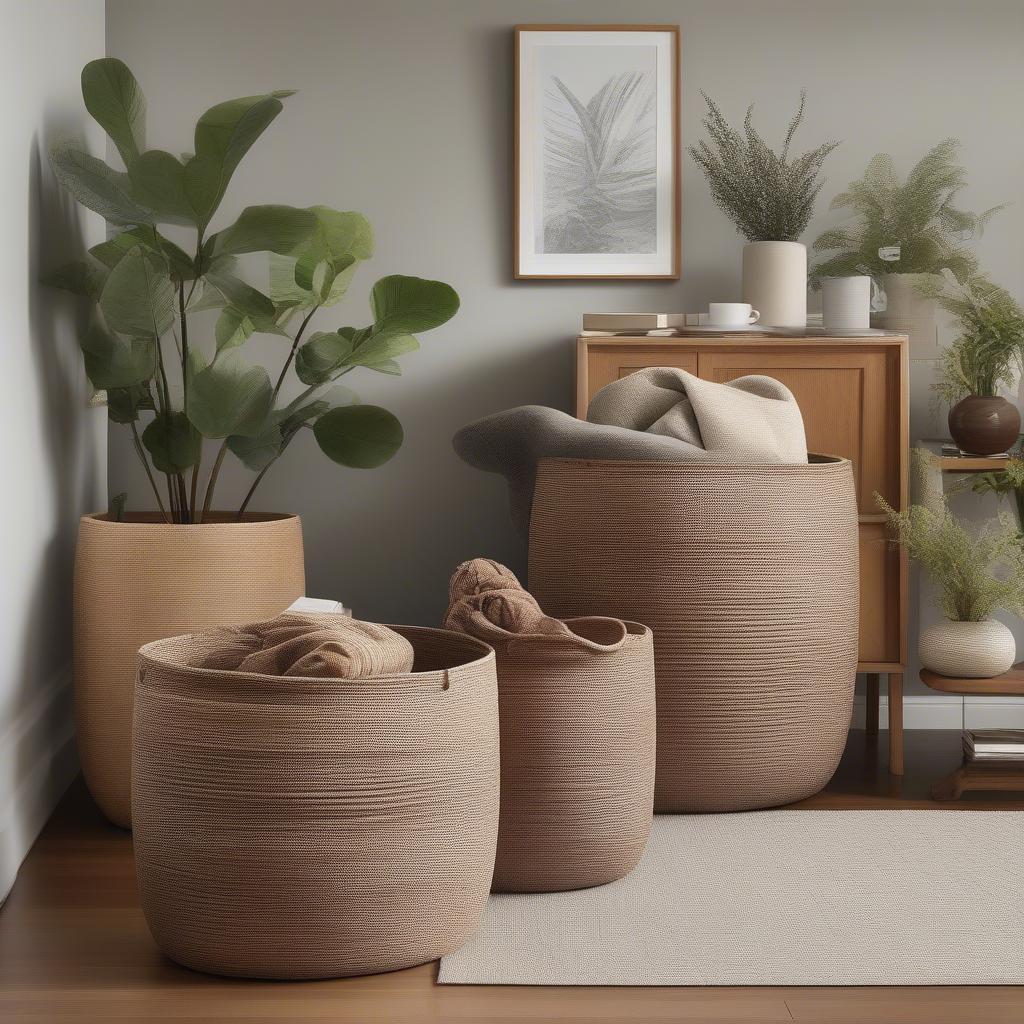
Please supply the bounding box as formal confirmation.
[918,619,1016,679]
[948,395,1021,456]
[741,241,807,328]
[73,512,305,828]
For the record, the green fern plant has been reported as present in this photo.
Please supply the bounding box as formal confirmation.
[689,90,839,242]
[931,273,1024,403]
[811,139,1004,284]
[876,487,1024,622]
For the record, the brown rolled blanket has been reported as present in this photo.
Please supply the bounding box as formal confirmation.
[190,612,415,679]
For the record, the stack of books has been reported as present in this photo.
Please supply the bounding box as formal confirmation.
[963,729,1024,763]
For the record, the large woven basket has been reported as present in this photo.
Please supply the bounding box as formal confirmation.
[74,512,305,828]
[132,624,499,980]
[528,456,859,813]
[489,617,655,892]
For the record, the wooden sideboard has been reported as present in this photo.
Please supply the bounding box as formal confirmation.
[576,333,910,773]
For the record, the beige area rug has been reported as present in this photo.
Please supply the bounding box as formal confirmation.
[438,811,1024,986]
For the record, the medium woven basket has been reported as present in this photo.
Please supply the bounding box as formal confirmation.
[73,512,305,828]
[132,624,499,980]
[528,456,859,813]
[489,617,655,893]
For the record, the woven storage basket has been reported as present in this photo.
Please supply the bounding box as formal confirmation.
[489,617,655,893]
[74,512,305,828]
[132,624,499,980]
[528,456,859,813]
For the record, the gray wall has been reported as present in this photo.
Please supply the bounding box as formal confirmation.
[1,0,106,899]
[106,0,1024,698]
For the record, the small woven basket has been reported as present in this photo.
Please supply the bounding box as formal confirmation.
[489,617,656,892]
[132,624,499,980]
[529,455,859,813]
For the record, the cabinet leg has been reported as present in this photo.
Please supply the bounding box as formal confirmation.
[865,673,880,737]
[888,672,904,775]
[931,766,966,801]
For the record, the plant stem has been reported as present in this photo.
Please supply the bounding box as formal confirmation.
[179,283,189,414]
[199,440,229,523]
[130,422,169,523]
[189,457,200,520]
[236,458,277,520]
[164,472,178,522]
[271,305,319,404]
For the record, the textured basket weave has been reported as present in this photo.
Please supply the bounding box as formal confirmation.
[528,456,859,813]
[73,513,305,828]
[489,617,656,893]
[132,625,499,980]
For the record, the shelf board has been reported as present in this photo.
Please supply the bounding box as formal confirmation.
[918,438,1012,474]
[921,664,1024,696]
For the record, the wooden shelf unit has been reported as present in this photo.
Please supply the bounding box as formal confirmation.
[576,333,910,773]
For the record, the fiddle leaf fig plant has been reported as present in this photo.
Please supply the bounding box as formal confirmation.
[44,58,459,524]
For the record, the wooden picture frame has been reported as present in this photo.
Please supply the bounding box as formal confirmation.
[514,24,680,280]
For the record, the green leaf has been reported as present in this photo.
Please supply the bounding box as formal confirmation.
[295,330,353,385]
[186,280,228,312]
[215,307,254,350]
[269,253,312,308]
[98,246,175,338]
[183,93,290,228]
[81,58,145,166]
[107,382,155,424]
[80,324,156,389]
[211,205,317,256]
[127,150,195,225]
[304,207,374,262]
[346,332,419,368]
[369,275,459,337]
[227,419,283,471]
[361,358,402,376]
[142,411,201,472]
[40,260,107,300]
[187,351,273,438]
[205,267,275,318]
[89,227,194,281]
[313,405,403,468]
[50,140,153,226]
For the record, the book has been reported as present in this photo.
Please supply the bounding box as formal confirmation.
[963,729,1024,762]
[582,312,685,331]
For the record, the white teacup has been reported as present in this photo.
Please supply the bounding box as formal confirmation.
[708,302,760,327]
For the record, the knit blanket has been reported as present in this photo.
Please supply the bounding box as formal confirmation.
[453,368,807,536]
[195,612,415,679]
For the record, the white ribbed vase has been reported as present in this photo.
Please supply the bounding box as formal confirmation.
[741,241,807,328]
[918,619,1016,679]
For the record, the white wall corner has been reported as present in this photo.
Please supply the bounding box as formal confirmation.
[0,669,78,904]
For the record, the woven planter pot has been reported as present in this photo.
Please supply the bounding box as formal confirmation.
[528,456,859,813]
[490,617,655,893]
[132,624,499,980]
[73,513,305,828]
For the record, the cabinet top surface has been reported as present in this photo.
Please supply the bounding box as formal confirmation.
[579,333,908,347]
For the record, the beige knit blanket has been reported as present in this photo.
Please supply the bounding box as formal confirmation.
[195,612,414,679]
[444,558,628,650]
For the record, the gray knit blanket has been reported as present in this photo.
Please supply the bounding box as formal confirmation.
[453,367,807,537]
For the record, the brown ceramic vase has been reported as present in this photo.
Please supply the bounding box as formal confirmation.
[948,396,1021,456]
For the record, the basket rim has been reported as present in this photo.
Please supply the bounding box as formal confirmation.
[81,511,300,528]
[137,622,495,685]
[537,452,849,471]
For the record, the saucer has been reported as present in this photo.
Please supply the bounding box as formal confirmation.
[680,323,775,334]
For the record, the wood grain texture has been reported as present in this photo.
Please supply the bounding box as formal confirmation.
[922,664,1024,696]
[3,732,1022,1022]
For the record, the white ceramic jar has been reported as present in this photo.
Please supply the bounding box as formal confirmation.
[918,619,1016,679]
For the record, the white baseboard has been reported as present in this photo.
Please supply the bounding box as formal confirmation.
[0,668,79,904]
[852,694,1024,730]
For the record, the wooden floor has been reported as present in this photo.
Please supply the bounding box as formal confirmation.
[2,729,1023,1023]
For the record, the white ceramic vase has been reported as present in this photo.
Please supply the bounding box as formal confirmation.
[918,619,1016,679]
[741,241,807,328]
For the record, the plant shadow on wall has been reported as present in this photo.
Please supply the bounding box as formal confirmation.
[43,59,459,524]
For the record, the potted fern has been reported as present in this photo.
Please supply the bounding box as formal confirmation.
[812,140,1003,346]
[690,91,839,328]
[933,275,1024,455]
[45,59,459,827]
[878,486,1023,678]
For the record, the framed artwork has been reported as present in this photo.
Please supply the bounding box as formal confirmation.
[514,24,680,280]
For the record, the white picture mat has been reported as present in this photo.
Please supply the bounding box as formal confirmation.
[517,30,676,277]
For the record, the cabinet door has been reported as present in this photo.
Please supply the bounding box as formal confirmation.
[697,348,896,513]
[578,345,698,417]
[858,521,902,665]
